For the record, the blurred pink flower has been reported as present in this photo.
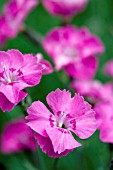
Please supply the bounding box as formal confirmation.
[1,119,36,154]
[94,100,113,143]
[42,0,89,18]
[103,60,113,77]
[36,53,53,75]
[0,0,38,40]
[0,49,43,112]
[72,80,113,103]
[26,88,97,158]
[43,26,104,80]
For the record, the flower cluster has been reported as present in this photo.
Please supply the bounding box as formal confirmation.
[0,0,110,162]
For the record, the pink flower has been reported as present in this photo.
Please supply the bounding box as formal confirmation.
[43,26,104,80]
[36,53,53,75]
[72,80,113,103]
[0,49,43,112]
[26,88,97,158]
[0,0,38,39]
[42,0,89,18]
[1,119,36,154]
[103,60,113,77]
[94,100,113,143]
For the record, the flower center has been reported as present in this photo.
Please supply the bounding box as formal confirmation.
[64,47,76,57]
[0,62,23,85]
[59,45,80,62]
[56,111,68,128]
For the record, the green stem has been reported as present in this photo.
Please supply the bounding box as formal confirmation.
[109,144,113,170]
[53,158,59,170]
[60,17,71,26]
[21,24,43,47]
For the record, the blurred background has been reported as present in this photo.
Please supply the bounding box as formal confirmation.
[0,0,113,169]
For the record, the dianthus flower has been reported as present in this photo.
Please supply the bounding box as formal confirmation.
[36,53,53,75]
[1,119,36,153]
[42,0,88,18]
[26,88,97,158]
[94,100,113,143]
[0,49,43,112]
[43,26,104,80]
[103,60,113,78]
[72,80,113,103]
[0,0,38,40]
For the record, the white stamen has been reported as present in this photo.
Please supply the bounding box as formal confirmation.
[1,62,6,71]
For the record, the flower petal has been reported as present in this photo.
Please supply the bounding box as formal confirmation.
[67,94,91,118]
[0,85,27,112]
[82,35,104,57]
[1,119,36,153]
[0,92,14,112]
[0,84,26,104]
[26,101,55,137]
[46,88,72,114]
[0,51,10,72]
[35,133,73,158]
[65,56,98,80]
[21,54,42,86]
[7,49,24,69]
[46,127,81,154]
[69,110,97,139]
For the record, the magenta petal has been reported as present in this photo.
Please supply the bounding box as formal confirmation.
[2,0,38,38]
[94,101,113,129]
[0,51,10,72]
[26,101,54,136]
[21,54,43,86]
[0,84,26,104]
[35,133,75,158]
[103,60,113,77]
[36,53,53,75]
[94,100,113,143]
[0,92,15,112]
[70,110,97,139]
[1,119,36,154]
[46,88,72,114]
[65,56,98,80]
[99,124,113,143]
[42,0,88,17]
[8,49,24,69]
[46,127,81,154]
[72,80,113,102]
[17,90,27,103]
[68,94,91,118]
[0,85,27,112]
[41,60,53,75]
[21,72,42,87]
[0,85,18,104]
[82,35,104,57]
